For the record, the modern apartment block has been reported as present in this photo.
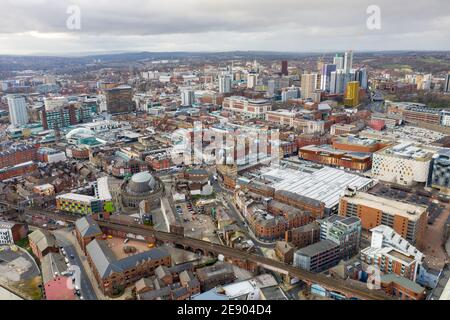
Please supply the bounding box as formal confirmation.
[339,190,427,248]
[319,215,361,260]
[0,221,28,245]
[7,94,28,126]
[41,104,92,130]
[360,225,423,282]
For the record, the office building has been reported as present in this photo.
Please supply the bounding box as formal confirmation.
[301,73,318,100]
[281,60,288,76]
[403,106,442,126]
[344,81,360,107]
[7,94,28,126]
[355,68,368,90]
[444,73,450,93]
[333,54,344,70]
[265,109,297,127]
[281,87,300,102]
[430,149,450,195]
[105,85,133,114]
[293,239,340,272]
[441,110,450,127]
[330,124,361,136]
[339,190,427,247]
[344,50,353,73]
[330,69,345,94]
[320,64,337,91]
[247,73,258,89]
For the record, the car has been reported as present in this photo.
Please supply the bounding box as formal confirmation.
[70,254,75,260]
[123,238,129,244]
[64,257,69,264]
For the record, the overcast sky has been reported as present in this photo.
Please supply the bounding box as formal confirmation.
[0,0,449,55]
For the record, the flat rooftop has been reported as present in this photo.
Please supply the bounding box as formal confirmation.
[300,144,372,160]
[376,142,436,161]
[251,165,373,209]
[56,193,97,203]
[333,135,379,146]
[341,192,427,221]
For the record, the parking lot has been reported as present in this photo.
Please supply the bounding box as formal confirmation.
[370,183,447,224]
[174,202,218,242]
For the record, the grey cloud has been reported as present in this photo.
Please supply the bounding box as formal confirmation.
[0,0,449,54]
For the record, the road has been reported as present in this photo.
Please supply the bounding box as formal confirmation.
[53,232,98,300]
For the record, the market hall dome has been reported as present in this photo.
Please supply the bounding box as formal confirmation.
[126,171,157,194]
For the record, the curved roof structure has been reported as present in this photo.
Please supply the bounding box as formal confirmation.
[66,127,94,140]
[126,171,157,194]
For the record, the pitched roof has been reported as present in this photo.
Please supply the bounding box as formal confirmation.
[86,239,170,279]
[75,216,102,238]
[28,229,56,252]
[380,273,425,294]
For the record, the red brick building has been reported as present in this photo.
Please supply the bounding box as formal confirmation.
[299,145,372,172]
[285,222,321,249]
[0,144,38,169]
[28,229,58,260]
[86,239,171,296]
[380,274,426,300]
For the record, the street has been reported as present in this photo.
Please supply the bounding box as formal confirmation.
[53,233,98,300]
